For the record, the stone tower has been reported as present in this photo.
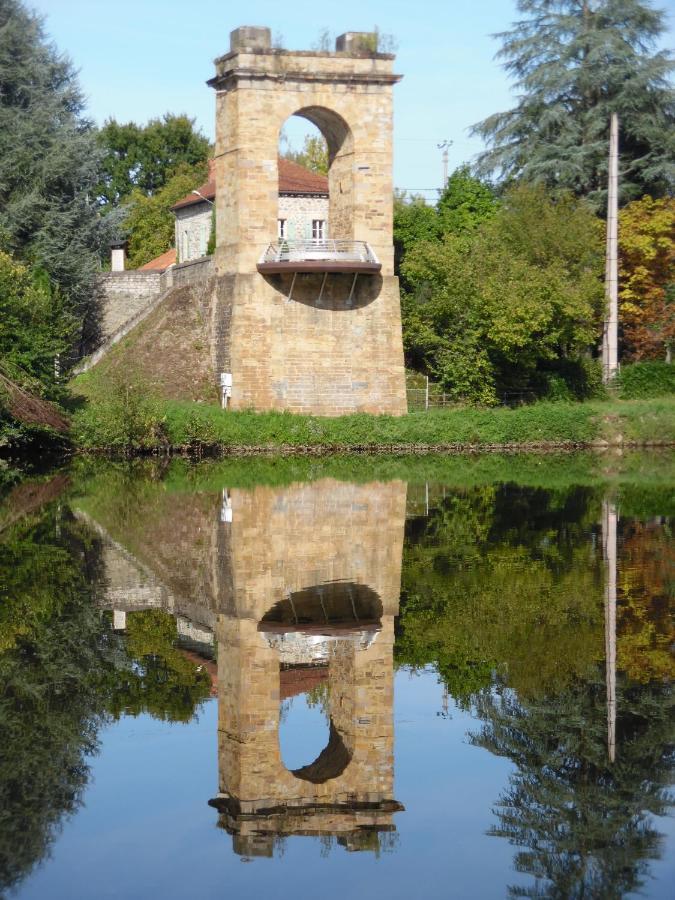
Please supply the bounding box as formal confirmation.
[208,27,407,416]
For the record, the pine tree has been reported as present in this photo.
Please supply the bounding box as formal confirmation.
[0,0,116,358]
[472,0,675,208]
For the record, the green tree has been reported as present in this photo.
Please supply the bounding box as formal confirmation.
[472,0,675,208]
[0,252,72,399]
[436,165,498,234]
[394,168,497,280]
[96,114,211,207]
[393,192,440,275]
[282,133,329,174]
[0,0,117,357]
[122,162,208,268]
[401,185,604,402]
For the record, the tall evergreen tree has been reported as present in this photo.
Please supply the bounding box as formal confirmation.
[0,0,115,357]
[472,0,675,208]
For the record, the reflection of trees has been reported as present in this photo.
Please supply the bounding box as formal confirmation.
[0,505,108,894]
[105,609,212,723]
[471,671,674,899]
[617,520,674,683]
[396,485,605,702]
[398,483,674,897]
[0,500,211,894]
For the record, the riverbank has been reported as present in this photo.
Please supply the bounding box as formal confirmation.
[69,396,675,454]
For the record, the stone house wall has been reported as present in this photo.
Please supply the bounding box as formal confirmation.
[174,201,212,263]
[277,195,329,240]
[175,194,330,265]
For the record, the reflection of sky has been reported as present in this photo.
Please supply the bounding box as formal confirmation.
[16,669,675,900]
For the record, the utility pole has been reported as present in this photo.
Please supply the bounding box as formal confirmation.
[437,140,452,189]
[602,113,619,384]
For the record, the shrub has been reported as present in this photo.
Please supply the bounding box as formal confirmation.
[617,362,675,399]
[72,373,166,450]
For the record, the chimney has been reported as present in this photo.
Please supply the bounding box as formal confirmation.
[110,240,127,272]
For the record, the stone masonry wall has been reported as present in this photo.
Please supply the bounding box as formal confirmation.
[98,271,162,339]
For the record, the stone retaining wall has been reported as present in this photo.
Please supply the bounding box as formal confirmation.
[98,271,162,338]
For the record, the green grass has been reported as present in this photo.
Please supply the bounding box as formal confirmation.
[70,394,675,452]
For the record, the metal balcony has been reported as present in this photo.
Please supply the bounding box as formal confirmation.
[257,239,381,275]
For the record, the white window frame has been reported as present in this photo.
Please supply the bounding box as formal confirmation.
[312,219,326,240]
[278,218,287,239]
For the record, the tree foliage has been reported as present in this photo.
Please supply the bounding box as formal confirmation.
[281,133,329,175]
[401,185,604,402]
[472,0,675,209]
[0,0,116,357]
[95,114,211,207]
[122,162,208,268]
[619,195,675,360]
[0,252,72,399]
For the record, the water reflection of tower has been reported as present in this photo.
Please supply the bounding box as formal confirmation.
[209,479,407,858]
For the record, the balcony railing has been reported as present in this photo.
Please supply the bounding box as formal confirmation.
[257,239,381,274]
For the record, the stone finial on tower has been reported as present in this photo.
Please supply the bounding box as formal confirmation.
[229,26,271,52]
[335,32,380,55]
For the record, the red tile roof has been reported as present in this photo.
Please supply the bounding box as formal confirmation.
[278,157,329,195]
[138,248,176,271]
[171,157,328,212]
[279,664,328,701]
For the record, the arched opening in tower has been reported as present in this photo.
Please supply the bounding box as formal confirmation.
[258,108,379,286]
[277,113,331,245]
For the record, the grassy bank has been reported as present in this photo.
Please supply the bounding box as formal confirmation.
[70,393,675,453]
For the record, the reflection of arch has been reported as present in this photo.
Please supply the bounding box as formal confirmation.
[260,580,383,631]
[292,720,351,784]
[263,580,381,786]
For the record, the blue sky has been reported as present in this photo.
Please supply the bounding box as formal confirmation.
[34,1,674,196]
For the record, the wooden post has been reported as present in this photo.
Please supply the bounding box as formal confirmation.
[603,113,619,383]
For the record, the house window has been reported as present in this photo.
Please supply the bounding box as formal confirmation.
[312,219,326,240]
[181,230,189,263]
[278,218,287,239]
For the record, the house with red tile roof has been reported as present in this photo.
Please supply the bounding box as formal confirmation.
[170,158,329,264]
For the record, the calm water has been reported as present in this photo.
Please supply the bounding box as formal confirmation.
[0,454,673,899]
